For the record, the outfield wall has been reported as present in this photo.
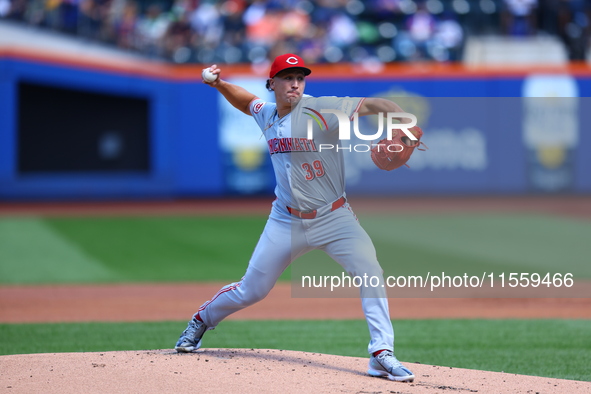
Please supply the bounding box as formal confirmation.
[0,49,590,200]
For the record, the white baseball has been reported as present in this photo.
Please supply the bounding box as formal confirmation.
[202,68,218,83]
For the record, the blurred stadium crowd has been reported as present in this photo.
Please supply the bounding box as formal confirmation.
[1,0,590,64]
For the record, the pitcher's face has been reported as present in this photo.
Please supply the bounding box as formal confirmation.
[270,70,306,107]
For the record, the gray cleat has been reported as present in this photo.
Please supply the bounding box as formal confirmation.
[367,350,415,382]
[175,318,207,353]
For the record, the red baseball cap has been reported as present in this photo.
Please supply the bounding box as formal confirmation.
[269,54,312,78]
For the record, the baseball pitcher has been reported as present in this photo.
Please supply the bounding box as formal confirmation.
[175,54,422,383]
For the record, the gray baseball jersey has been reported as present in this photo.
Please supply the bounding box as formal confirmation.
[251,95,364,211]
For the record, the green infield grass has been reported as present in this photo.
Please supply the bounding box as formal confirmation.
[1,213,589,284]
[1,319,590,381]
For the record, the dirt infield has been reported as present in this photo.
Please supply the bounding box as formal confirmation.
[1,195,591,219]
[2,283,591,323]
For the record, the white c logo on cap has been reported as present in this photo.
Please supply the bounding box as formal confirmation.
[286,56,299,65]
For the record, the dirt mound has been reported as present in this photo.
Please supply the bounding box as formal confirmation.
[1,348,589,393]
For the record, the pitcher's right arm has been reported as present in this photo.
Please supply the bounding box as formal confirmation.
[203,65,257,116]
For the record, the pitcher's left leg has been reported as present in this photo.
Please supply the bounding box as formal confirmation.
[318,208,394,354]
[319,208,414,382]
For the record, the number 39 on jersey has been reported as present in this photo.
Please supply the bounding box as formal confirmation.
[302,160,325,180]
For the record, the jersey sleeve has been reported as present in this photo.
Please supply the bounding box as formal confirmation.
[315,96,365,131]
[249,98,274,132]
[337,96,365,121]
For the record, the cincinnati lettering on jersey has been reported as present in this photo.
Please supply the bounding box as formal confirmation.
[267,138,318,155]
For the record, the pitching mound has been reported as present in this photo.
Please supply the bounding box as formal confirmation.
[1,349,589,393]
